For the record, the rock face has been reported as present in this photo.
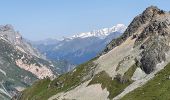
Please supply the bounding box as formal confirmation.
[134,6,170,74]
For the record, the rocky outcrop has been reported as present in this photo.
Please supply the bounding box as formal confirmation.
[136,19,170,73]
[139,38,169,73]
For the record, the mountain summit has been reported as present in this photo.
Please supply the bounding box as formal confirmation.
[104,5,169,74]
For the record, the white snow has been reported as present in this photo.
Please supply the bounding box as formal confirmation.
[0,69,6,76]
[0,82,12,98]
[14,86,25,92]
[70,24,126,39]
[131,67,147,81]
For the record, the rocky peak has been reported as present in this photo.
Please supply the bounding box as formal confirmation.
[0,24,14,31]
[0,24,21,43]
[142,6,162,18]
[103,6,170,74]
[124,6,165,37]
[103,6,166,54]
[0,24,43,58]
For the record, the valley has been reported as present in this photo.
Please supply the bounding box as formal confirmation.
[17,6,170,100]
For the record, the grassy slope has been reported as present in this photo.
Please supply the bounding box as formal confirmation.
[88,71,132,99]
[87,64,137,99]
[19,57,97,100]
[88,66,136,99]
[123,64,137,81]
[20,59,137,100]
[20,78,51,100]
[122,63,170,100]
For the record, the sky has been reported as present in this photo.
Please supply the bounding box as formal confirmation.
[0,0,170,41]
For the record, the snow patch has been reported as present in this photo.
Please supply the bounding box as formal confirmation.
[0,82,12,98]
[0,69,6,76]
[14,86,25,92]
[131,67,147,81]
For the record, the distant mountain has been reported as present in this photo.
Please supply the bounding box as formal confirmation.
[32,24,126,65]
[70,24,126,39]
[0,25,59,99]
[19,6,170,100]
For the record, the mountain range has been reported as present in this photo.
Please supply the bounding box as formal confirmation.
[18,6,170,100]
[32,24,126,65]
[0,20,126,100]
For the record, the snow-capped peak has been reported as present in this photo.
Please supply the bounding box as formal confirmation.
[70,24,126,39]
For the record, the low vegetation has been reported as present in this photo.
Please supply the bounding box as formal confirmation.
[20,58,138,100]
[19,78,51,100]
[122,63,170,100]
[88,71,131,99]
[123,64,137,81]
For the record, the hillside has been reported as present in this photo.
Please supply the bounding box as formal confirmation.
[18,6,170,100]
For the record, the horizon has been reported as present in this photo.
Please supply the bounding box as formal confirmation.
[0,0,170,41]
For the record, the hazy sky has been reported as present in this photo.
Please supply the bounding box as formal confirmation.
[0,0,170,41]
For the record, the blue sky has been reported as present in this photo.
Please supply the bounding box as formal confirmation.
[0,0,169,41]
